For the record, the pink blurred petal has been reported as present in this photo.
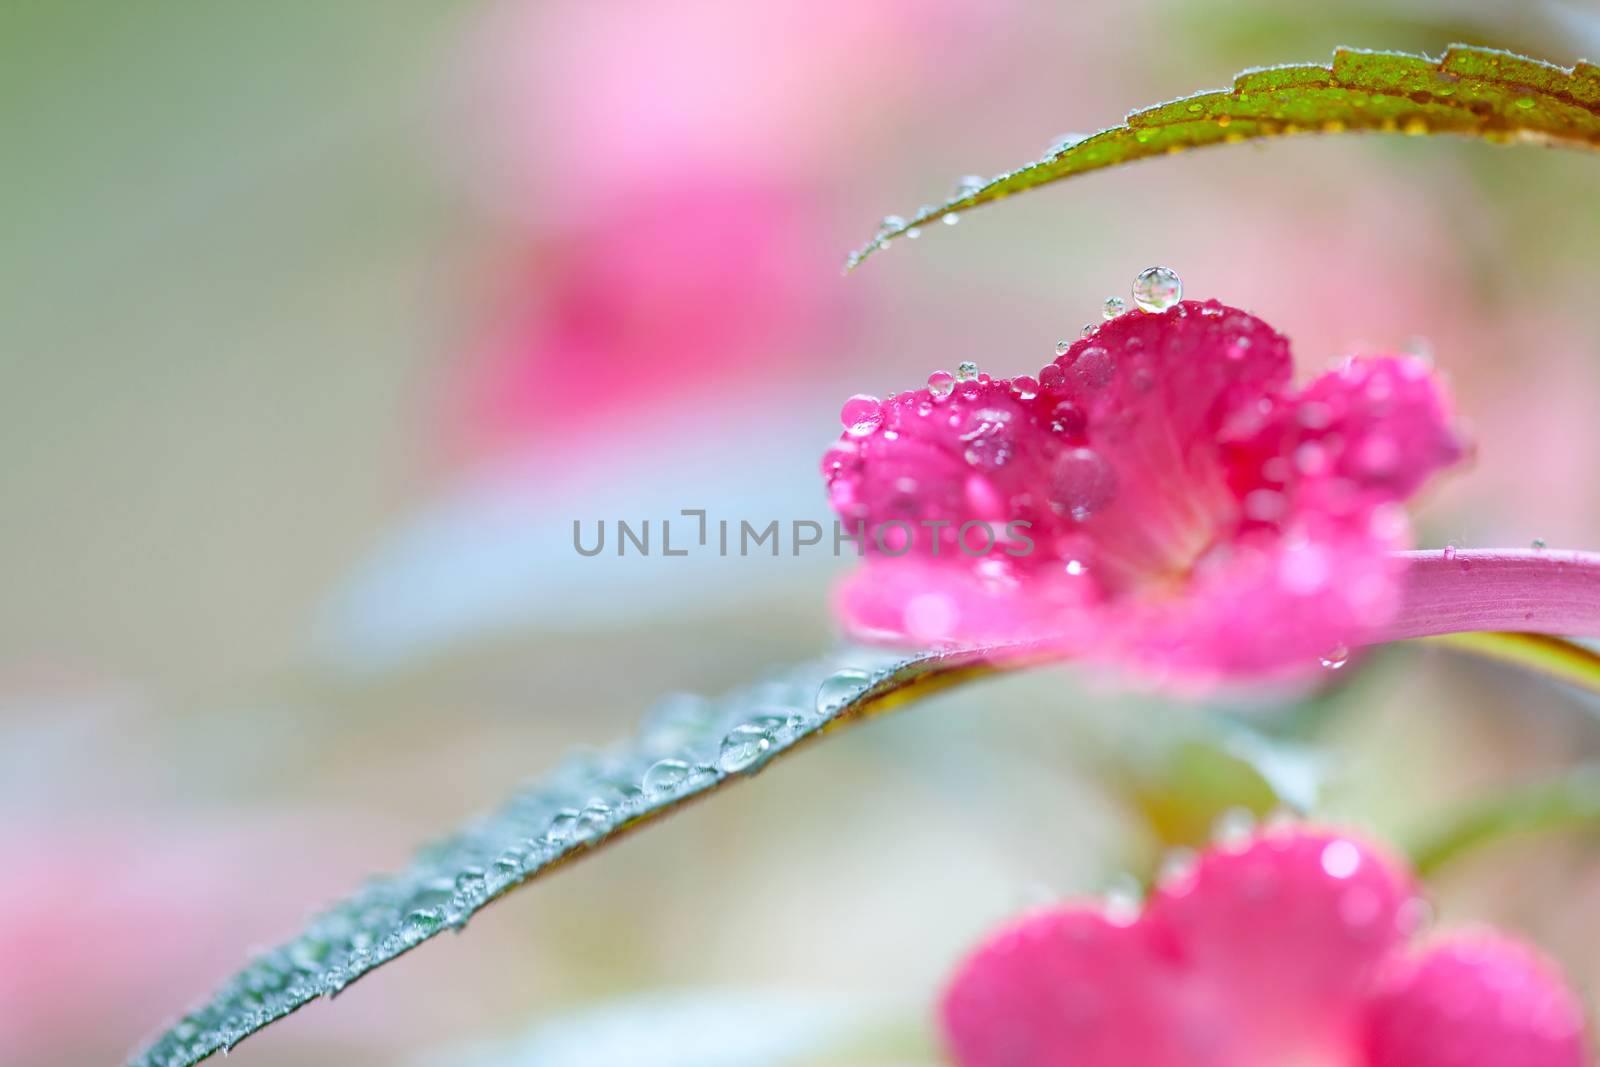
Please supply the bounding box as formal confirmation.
[941,909,1196,1067]
[1364,932,1588,1067]
[1144,828,1417,1061]
[941,828,1588,1067]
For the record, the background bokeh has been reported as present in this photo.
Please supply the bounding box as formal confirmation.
[5,1,1600,1064]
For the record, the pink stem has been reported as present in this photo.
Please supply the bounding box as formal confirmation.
[1379,549,1600,641]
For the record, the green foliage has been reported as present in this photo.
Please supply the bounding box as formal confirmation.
[849,45,1600,269]
[124,647,1007,1067]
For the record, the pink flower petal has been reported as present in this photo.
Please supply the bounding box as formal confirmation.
[1363,932,1588,1067]
[941,908,1198,1067]
[1146,828,1417,1062]
[940,827,1422,1067]
[822,302,1465,682]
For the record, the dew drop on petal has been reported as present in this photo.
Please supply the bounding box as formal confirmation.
[1102,296,1127,320]
[1443,541,1459,562]
[1048,400,1086,438]
[1532,538,1547,550]
[927,370,954,397]
[1319,644,1350,670]
[1213,807,1256,851]
[1011,374,1039,400]
[1320,839,1362,879]
[840,394,884,435]
[1074,346,1116,388]
[1047,448,1117,521]
[955,360,980,381]
[1132,266,1183,312]
[1055,339,1071,356]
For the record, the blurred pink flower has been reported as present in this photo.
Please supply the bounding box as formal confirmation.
[442,0,1008,460]
[444,177,846,456]
[942,826,1587,1067]
[821,300,1465,684]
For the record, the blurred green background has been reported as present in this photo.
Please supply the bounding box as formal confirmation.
[4,2,1600,1064]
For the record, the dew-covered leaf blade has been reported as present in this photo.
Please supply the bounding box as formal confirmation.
[850,45,1600,268]
[123,645,1018,1067]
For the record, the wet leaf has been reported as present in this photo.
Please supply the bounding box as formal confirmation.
[123,645,1016,1067]
[849,45,1600,268]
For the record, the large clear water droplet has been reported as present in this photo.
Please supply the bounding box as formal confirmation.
[1103,296,1128,320]
[1319,644,1350,670]
[1074,347,1116,388]
[955,360,980,381]
[642,758,692,796]
[927,370,955,398]
[718,722,777,772]
[1132,266,1182,312]
[840,394,884,436]
[1047,448,1117,521]
[816,668,872,715]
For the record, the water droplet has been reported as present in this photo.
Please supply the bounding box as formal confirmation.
[1054,339,1071,356]
[840,394,884,436]
[1048,400,1086,438]
[1080,323,1097,339]
[1132,266,1183,312]
[642,758,692,796]
[1443,541,1460,562]
[544,809,580,845]
[816,668,872,715]
[953,174,985,197]
[1074,346,1115,388]
[1213,807,1256,850]
[1156,848,1198,892]
[718,722,777,772]
[1011,374,1039,400]
[1047,448,1117,521]
[927,370,954,397]
[1532,538,1547,550]
[1064,559,1088,577]
[1102,874,1143,926]
[1320,839,1362,879]
[942,212,960,226]
[1319,644,1350,670]
[905,226,921,240]
[878,214,906,235]
[575,802,613,838]
[955,360,980,381]
[402,909,443,938]
[1102,296,1127,320]
[1045,131,1088,155]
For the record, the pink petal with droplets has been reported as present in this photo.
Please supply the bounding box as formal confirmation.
[821,302,1465,682]
[1364,932,1588,1067]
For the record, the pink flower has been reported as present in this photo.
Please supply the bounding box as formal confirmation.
[941,826,1588,1067]
[821,300,1466,683]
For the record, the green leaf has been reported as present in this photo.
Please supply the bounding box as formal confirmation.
[1425,631,1600,696]
[1410,765,1600,878]
[848,45,1600,269]
[123,631,1600,1065]
[123,645,1013,1067]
